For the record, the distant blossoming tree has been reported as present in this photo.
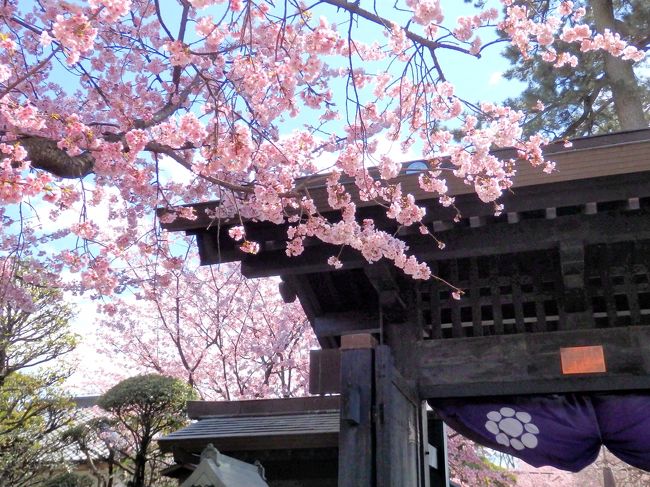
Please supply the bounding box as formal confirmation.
[97,261,315,400]
[448,432,515,486]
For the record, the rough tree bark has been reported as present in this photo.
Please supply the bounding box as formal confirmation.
[591,0,648,130]
[18,136,95,178]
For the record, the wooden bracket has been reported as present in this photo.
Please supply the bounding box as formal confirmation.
[364,262,406,310]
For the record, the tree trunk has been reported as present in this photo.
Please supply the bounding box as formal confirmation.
[131,438,150,487]
[591,0,648,130]
[107,449,114,487]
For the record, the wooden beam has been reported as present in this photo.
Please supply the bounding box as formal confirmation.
[237,210,650,277]
[186,395,340,419]
[187,172,650,266]
[407,210,650,262]
[195,231,241,265]
[363,262,406,309]
[416,325,650,398]
[282,275,323,321]
[278,277,297,303]
[370,170,650,229]
[240,245,366,277]
[160,433,339,454]
[313,311,380,338]
[309,349,341,395]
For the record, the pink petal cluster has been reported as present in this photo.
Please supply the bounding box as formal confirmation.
[407,0,444,26]
[0,64,10,83]
[88,0,132,22]
[52,13,98,64]
[501,0,645,64]
[228,226,245,242]
[165,40,193,67]
[0,0,643,311]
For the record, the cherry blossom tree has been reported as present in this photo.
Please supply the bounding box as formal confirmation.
[96,260,315,400]
[1,0,646,308]
[503,0,648,139]
[448,432,516,486]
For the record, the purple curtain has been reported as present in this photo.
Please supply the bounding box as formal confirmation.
[432,393,650,472]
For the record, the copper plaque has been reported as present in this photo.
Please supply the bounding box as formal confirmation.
[560,345,606,374]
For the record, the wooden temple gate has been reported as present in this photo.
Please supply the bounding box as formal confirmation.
[163,129,650,486]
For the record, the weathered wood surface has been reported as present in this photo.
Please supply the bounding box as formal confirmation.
[237,208,650,278]
[186,396,340,419]
[375,346,425,487]
[313,311,380,337]
[416,325,650,398]
[420,240,650,340]
[309,349,341,395]
[338,348,374,487]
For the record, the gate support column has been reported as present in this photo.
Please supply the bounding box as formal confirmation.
[338,337,374,487]
[427,419,450,487]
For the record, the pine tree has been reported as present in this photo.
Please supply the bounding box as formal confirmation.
[504,0,649,139]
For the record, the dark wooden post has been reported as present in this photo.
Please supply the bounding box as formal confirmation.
[338,336,375,487]
[319,337,453,487]
[375,345,428,487]
[426,419,450,487]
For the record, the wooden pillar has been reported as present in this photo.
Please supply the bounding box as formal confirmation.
[375,345,428,487]
[328,337,452,487]
[426,419,450,487]
[338,343,374,487]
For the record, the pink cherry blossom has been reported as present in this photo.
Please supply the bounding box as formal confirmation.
[94,262,316,400]
[228,225,245,242]
[0,0,642,318]
[52,13,98,65]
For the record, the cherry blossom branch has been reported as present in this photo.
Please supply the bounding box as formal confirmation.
[17,136,95,178]
[318,0,476,56]
[153,0,175,41]
[143,141,257,195]
[16,69,200,179]
[0,48,60,99]
[133,75,201,129]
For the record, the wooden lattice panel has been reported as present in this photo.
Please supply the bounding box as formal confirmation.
[419,241,650,339]
[585,241,650,329]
